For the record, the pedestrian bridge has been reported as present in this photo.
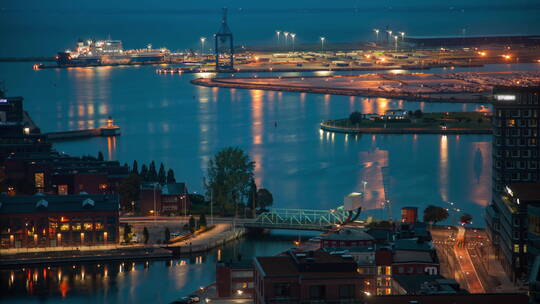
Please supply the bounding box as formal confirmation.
[244,207,361,231]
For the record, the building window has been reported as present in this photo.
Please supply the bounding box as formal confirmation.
[514,244,520,253]
[309,285,326,300]
[507,119,516,127]
[398,267,404,274]
[58,185,68,195]
[385,266,392,275]
[35,173,44,190]
[273,283,291,297]
[338,284,355,299]
[84,222,93,231]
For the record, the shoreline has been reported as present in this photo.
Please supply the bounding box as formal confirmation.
[191,77,491,104]
[320,117,493,135]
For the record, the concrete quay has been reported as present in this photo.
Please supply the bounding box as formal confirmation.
[320,121,493,135]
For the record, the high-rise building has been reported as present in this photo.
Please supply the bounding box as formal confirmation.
[486,86,540,282]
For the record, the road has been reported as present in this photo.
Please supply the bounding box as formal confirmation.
[431,226,519,293]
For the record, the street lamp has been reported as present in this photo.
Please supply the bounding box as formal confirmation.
[373,29,380,42]
[291,33,296,52]
[400,32,405,41]
[387,30,392,45]
[284,32,289,50]
[276,30,281,47]
[320,37,325,53]
[394,35,398,51]
[200,37,206,55]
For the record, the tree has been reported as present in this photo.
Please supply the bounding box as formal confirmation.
[423,205,449,224]
[199,214,207,229]
[460,213,473,225]
[123,224,132,243]
[349,111,363,125]
[140,164,148,181]
[158,163,166,185]
[97,151,104,161]
[132,160,139,176]
[247,178,257,217]
[189,216,196,233]
[164,227,171,243]
[143,227,149,244]
[413,109,423,118]
[147,161,158,182]
[166,169,176,184]
[204,147,255,216]
[257,188,274,211]
[118,173,141,211]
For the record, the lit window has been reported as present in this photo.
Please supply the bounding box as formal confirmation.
[60,224,70,231]
[524,245,527,253]
[84,223,93,231]
[35,173,44,189]
[514,244,520,253]
[58,185,68,195]
[385,266,392,275]
[72,223,81,231]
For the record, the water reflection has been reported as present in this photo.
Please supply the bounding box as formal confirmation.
[439,135,449,202]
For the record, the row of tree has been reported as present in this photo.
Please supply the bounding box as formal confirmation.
[423,205,472,225]
[131,160,176,185]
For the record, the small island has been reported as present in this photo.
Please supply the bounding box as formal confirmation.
[321,110,493,134]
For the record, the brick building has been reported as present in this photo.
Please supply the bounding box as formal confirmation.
[253,250,364,304]
[139,182,190,216]
[216,261,254,297]
[0,193,119,249]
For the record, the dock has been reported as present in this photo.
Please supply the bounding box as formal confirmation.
[45,117,120,141]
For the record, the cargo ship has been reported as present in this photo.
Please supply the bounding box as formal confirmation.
[35,39,170,68]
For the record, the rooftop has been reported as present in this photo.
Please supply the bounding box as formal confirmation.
[394,238,433,252]
[0,193,119,214]
[507,183,540,203]
[321,227,375,241]
[392,274,465,295]
[255,250,359,277]
[393,250,437,264]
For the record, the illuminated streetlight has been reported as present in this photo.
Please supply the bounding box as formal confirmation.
[284,32,289,49]
[200,37,206,55]
[373,29,380,42]
[276,30,281,47]
[394,35,398,51]
[291,33,296,52]
[400,32,405,42]
[320,37,325,53]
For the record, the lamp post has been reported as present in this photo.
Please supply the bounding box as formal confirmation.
[291,33,296,52]
[394,35,398,52]
[374,29,380,42]
[400,32,405,41]
[284,32,289,50]
[320,37,325,53]
[276,30,281,48]
[200,37,206,55]
[387,30,392,46]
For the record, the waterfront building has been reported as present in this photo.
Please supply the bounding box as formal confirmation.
[139,182,190,216]
[253,250,364,304]
[320,227,375,248]
[216,261,254,297]
[0,193,119,249]
[3,153,129,195]
[486,85,540,281]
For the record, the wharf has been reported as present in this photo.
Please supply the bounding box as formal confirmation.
[45,126,120,141]
[0,246,172,268]
[320,122,492,135]
[45,117,120,141]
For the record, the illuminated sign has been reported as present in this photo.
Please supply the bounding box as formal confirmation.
[495,95,516,101]
[0,99,7,103]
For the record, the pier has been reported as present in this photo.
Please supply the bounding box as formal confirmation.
[45,117,120,141]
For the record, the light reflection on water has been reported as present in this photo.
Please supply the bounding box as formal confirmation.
[6,63,501,225]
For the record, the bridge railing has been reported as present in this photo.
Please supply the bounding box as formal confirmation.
[249,207,349,229]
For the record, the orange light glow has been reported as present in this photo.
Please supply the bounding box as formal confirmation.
[477,51,487,57]
[502,54,512,60]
